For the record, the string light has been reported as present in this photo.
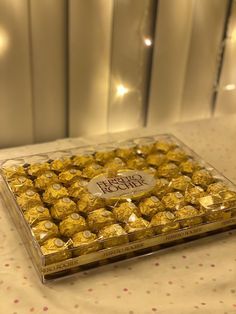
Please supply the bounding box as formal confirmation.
[144,37,152,46]
[116,84,129,97]
[224,84,235,91]
[0,28,9,57]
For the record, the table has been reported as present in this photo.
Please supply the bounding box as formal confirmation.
[1,115,236,314]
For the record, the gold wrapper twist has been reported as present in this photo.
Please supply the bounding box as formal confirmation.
[116,142,136,159]
[152,178,172,199]
[105,158,126,176]
[41,238,72,265]
[155,140,177,153]
[72,230,101,256]
[166,148,189,164]
[73,153,94,168]
[127,157,146,170]
[51,197,77,220]
[98,224,129,248]
[95,147,116,164]
[207,182,227,195]
[59,213,87,238]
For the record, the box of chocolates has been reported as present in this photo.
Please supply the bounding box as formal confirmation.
[1,134,236,283]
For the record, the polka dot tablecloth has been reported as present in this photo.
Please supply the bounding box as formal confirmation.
[1,115,236,314]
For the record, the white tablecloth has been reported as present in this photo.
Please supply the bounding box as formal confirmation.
[1,115,236,314]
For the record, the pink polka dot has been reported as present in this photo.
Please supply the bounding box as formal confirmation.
[14,299,19,304]
[233,304,236,308]
[43,306,48,311]
[123,288,128,292]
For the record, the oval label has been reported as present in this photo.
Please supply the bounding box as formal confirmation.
[87,170,156,199]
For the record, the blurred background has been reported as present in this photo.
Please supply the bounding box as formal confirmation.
[0,0,235,148]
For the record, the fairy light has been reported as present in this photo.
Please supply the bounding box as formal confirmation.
[116,84,129,97]
[224,84,235,91]
[144,37,152,46]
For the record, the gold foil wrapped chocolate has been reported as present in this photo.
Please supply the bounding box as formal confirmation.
[98,224,129,248]
[185,186,206,205]
[152,178,172,198]
[127,157,146,170]
[105,158,126,175]
[146,153,166,167]
[34,171,59,190]
[135,138,155,155]
[124,214,154,241]
[59,213,87,238]
[9,176,34,194]
[175,205,202,227]
[58,168,82,185]
[116,141,136,159]
[139,196,165,219]
[41,238,71,265]
[27,163,50,177]
[43,183,68,204]
[207,182,227,194]
[179,159,202,175]
[32,220,59,244]
[17,190,42,211]
[95,146,116,164]
[77,193,105,214]
[3,165,26,179]
[162,192,185,210]
[155,140,176,153]
[50,197,77,220]
[68,179,88,199]
[192,169,213,189]
[166,148,189,164]
[157,163,180,179]
[87,208,115,232]
[199,193,231,221]
[218,190,236,208]
[169,175,192,192]
[113,201,140,223]
[150,211,179,233]
[24,205,51,225]
[72,152,94,168]
[50,157,72,172]
[72,230,101,256]
[82,163,103,179]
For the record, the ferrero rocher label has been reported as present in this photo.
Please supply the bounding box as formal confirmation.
[87,170,155,200]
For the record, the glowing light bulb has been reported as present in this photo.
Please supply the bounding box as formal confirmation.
[0,28,9,57]
[224,84,235,91]
[116,84,129,97]
[144,37,152,46]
